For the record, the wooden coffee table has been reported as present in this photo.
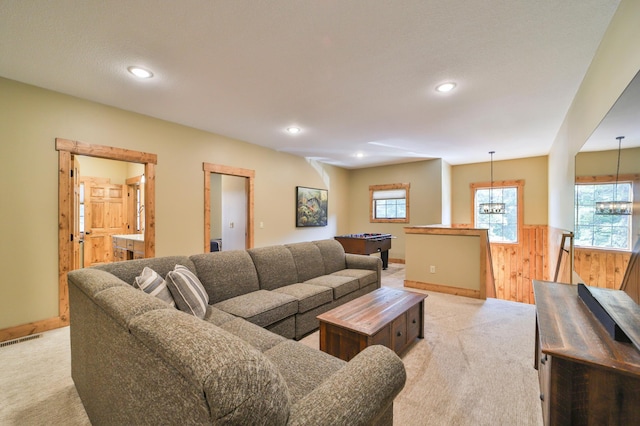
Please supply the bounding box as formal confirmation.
[317,287,427,361]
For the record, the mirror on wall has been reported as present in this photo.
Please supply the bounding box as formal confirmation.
[574,70,640,288]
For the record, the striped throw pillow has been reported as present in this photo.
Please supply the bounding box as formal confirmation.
[134,267,176,308]
[165,265,209,319]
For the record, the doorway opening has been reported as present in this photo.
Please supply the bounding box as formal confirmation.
[203,163,255,252]
[56,138,157,326]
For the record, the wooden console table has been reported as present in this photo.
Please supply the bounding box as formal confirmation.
[317,287,426,361]
[533,280,640,425]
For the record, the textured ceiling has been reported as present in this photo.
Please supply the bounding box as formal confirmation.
[0,0,622,168]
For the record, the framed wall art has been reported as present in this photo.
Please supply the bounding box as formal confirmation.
[296,186,328,227]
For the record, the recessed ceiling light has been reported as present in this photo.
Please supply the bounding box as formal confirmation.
[127,66,154,79]
[356,152,364,158]
[435,82,456,93]
[286,126,301,134]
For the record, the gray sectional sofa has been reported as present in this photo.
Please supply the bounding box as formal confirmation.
[68,239,406,425]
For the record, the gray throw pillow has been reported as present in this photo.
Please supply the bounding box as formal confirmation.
[134,267,176,308]
[166,265,209,318]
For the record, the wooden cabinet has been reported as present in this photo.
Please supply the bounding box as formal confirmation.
[533,280,640,425]
[112,236,144,261]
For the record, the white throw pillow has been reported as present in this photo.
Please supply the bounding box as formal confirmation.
[134,267,176,308]
[165,265,209,319]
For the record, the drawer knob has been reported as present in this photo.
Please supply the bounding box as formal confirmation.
[397,331,402,337]
[412,319,417,324]
[539,393,544,401]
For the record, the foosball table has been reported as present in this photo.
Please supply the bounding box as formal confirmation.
[334,233,393,269]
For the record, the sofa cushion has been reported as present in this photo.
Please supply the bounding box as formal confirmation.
[219,318,287,352]
[190,251,260,304]
[248,246,299,290]
[331,269,378,289]
[203,306,236,326]
[213,290,298,328]
[285,242,326,282]
[264,340,345,404]
[166,265,209,319]
[304,275,360,299]
[273,283,332,313]
[134,267,176,308]
[129,309,291,424]
[93,285,173,329]
[92,256,196,287]
[68,268,130,298]
[313,240,347,274]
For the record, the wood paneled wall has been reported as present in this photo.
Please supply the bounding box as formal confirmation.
[574,248,631,290]
[621,240,640,304]
[490,225,548,304]
[452,224,549,304]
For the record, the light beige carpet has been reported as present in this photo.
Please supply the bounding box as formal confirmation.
[0,264,542,425]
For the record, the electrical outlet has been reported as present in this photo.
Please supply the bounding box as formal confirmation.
[260,221,264,229]
[430,265,436,273]
[229,222,234,229]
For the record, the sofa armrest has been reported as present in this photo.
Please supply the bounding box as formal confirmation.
[287,345,406,426]
[345,253,382,287]
[345,253,381,271]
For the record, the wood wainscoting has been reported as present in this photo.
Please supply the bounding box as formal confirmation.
[452,224,549,304]
[574,248,631,290]
[491,225,548,304]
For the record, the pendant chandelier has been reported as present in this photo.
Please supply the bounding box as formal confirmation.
[479,151,505,214]
[595,136,632,215]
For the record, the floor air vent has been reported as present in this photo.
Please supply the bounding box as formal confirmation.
[0,333,42,348]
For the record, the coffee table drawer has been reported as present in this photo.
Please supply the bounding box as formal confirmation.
[407,304,421,341]
[392,312,407,354]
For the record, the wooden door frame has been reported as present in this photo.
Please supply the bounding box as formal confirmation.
[203,163,254,251]
[56,138,156,330]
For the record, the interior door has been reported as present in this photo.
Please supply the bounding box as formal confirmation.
[83,178,126,265]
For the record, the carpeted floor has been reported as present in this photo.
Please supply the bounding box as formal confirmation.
[0,264,543,425]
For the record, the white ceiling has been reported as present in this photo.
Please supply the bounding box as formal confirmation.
[0,0,622,168]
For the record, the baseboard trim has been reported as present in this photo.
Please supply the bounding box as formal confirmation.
[0,316,67,343]
[389,258,405,264]
[404,280,481,299]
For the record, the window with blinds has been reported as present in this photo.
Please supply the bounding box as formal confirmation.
[369,183,410,223]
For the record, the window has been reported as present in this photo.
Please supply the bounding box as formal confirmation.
[136,187,142,232]
[575,181,632,250]
[370,183,410,223]
[79,182,85,233]
[472,180,523,243]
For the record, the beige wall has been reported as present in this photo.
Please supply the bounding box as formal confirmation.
[77,156,130,185]
[441,161,452,225]
[405,233,480,291]
[548,0,640,231]
[210,173,223,240]
[575,147,640,176]
[452,156,548,225]
[0,77,350,330]
[347,159,445,260]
